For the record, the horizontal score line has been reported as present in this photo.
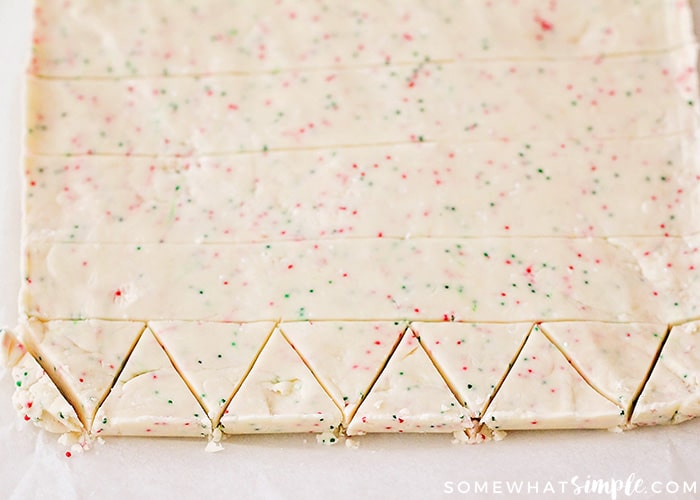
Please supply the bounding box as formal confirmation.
[27,43,698,81]
[20,315,681,327]
[24,129,700,159]
[24,233,700,246]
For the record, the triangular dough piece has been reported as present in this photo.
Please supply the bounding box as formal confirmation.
[412,322,530,418]
[18,317,144,427]
[280,321,405,425]
[150,320,275,422]
[220,328,342,435]
[540,321,666,414]
[92,328,211,437]
[12,352,84,434]
[632,321,700,426]
[482,326,625,430]
[346,329,469,435]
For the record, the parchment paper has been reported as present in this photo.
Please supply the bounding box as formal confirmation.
[1,2,698,499]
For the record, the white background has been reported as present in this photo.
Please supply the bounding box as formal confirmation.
[0,2,698,499]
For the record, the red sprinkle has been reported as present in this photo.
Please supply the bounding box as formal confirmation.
[535,16,554,32]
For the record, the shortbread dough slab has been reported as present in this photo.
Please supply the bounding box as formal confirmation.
[22,236,700,323]
[26,47,698,156]
[31,0,694,77]
[24,134,700,243]
[9,0,700,441]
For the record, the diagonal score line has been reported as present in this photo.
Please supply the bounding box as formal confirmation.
[277,325,344,434]
[193,319,279,428]
[477,322,536,430]
[411,323,478,438]
[412,322,532,435]
[88,322,147,430]
[536,322,627,416]
[626,324,673,426]
[137,325,211,428]
[343,323,408,430]
[147,323,211,428]
[19,320,148,431]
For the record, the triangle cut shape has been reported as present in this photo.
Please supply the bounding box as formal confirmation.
[150,320,275,422]
[92,328,211,437]
[19,317,145,427]
[12,351,84,434]
[633,320,700,426]
[220,328,342,436]
[346,328,469,435]
[412,321,530,418]
[280,320,405,425]
[540,321,666,416]
[482,325,625,431]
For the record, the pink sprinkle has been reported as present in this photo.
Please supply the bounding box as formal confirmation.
[535,16,553,31]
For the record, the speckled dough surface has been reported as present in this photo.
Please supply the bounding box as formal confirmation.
[5,0,700,443]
